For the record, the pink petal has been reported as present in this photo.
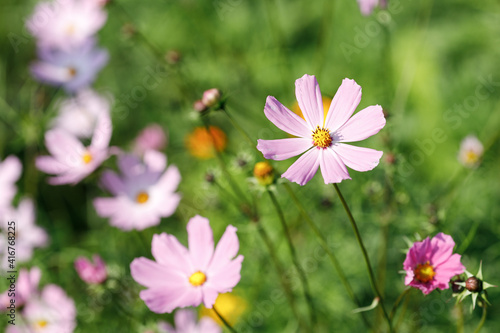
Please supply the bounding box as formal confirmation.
[139,285,202,314]
[333,143,383,172]
[35,156,70,174]
[206,255,244,293]
[295,74,324,128]
[201,285,221,308]
[257,138,312,161]
[156,165,181,194]
[281,148,321,186]
[0,156,22,183]
[100,170,125,195]
[187,215,214,271]
[151,233,192,275]
[44,129,84,161]
[208,225,240,274]
[91,113,112,150]
[318,148,351,184]
[324,78,362,132]
[117,154,142,177]
[48,171,87,185]
[429,233,455,267]
[156,193,181,217]
[174,309,197,330]
[130,257,185,288]
[336,105,385,142]
[143,149,166,172]
[264,96,311,137]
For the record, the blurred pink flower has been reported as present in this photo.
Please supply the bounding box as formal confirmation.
[0,199,49,271]
[7,284,76,333]
[257,74,385,185]
[26,0,107,51]
[74,254,107,284]
[36,112,112,185]
[403,233,465,295]
[130,215,244,313]
[93,150,181,231]
[202,88,222,108]
[133,124,167,155]
[357,0,387,16]
[158,309,221,333]
[0,155,22,211]
[458,135,484,168]
[52,89,111,139]
[30,39,108,93]
[0,267,41,308]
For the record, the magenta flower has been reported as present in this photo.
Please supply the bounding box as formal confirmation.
[36,112,112,185]
[403,233,465,295]
[26,0,107,52]
[257,74,385,185]
[130,215,244,313]
[357,0,387,16]
[158,309,221,333]
[93,150,181,231]
[133,124,168,155]
[7,284,76,333]
[0,267,41,308]
[0,155,22,211]
[30,39,108,93]
[74,254,107,284]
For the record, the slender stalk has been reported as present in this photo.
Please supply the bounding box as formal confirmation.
[473,304,487,333]
[333,184,392,332]
[213,305,238,333]
[389,288,411,321]
[267,189,316,329]
[221,107,255,147]
[456,302,464,333]
[283,183,371,329]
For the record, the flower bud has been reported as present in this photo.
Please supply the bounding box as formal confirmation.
[74,255,107,284]
[202,88,222,108]
[465,276,482,292]
[193,99,207,112]
[205,172,215,183]
[451,277,464,293]
[165,50,181,65]
[253,161,274,186]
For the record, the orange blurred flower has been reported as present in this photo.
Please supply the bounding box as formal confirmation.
[186,126,227,159]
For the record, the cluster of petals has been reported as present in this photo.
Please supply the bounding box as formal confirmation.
[36,112,112,185]
[133,124,168,155]
[357,0,387,16]
[403,232,465,295]
[257,74,385,185]
[93,150,181,231]
[157,309,221,333]
[74,254,107,284]
[0,267,41,308]
[130,215,244,313]
[0,155,22,212]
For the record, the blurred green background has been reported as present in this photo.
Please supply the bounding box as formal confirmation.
[1,0,500,332]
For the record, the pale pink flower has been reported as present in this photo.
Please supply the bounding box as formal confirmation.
[403,233,465,295]
[357,0,387,16]
[52,89,111,139]
[458,135,484,168]
[133,124,167,155]
[74,254,107,284]
[7,285,76,333]
[257,74,385,186]
[130,215,244,313]
[30,39,108,93]
[202,88,222,108]
[93,150,181,231]
[158,309,221,333]
[0,199,49,271]
[26,0,107,51]
[0,267,41,308]
[0,156,22,212]
[36,112,112,185]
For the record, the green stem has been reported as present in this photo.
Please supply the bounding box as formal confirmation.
[221,107,255,148]
[333,184,392,332]
[457,302,464,333]
[283,183,371,329]
[473,303,487,333]
[267,189,316,329]
[213,305,238,333]
[389,288,411,321]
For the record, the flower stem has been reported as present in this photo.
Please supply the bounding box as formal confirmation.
[389,288,411,321]
[221,107,255,148]
[213,305,238,333]
[267,189,317,329]
[333,183,393,332]
[473,303,487,333]
[283,183,372,329]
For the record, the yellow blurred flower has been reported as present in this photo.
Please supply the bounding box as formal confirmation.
[186,126,227,159]
[253,161,274,186]
[200,292,247,326]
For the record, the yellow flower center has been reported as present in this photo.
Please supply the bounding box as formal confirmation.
[312,126,332,148]
[35,320,48,330]
[136,192,149,204]
[464,150,479,165]
[189,271,207,287]
[414,262,436,283]
[82,152,93,164]
[68,67,77,77]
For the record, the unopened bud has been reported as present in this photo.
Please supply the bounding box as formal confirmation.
[165,50,181,65]
[202,88,222,108]
[465,276,482,292]
[205,172,215,183]
[253,161,274,186]
[193,99,207,112]
[451,277,464,293]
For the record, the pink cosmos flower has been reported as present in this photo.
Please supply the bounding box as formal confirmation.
[0,199,48,271]
[458,135,484,168]
[130,215,244,313]
[0,155,22,212]
[0,267,41,308]
[7,284,76,333]
[158,309,221,333]
[93,150,181,231]
[30,39,109,93]
[74,254,107,284]
[52,89,111,139]
[133,124,168,155]
[257,74,385,185]
[403,233,465,295]
[26,0,107,52]
[36,112,112,185]
[357,0,387,16]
